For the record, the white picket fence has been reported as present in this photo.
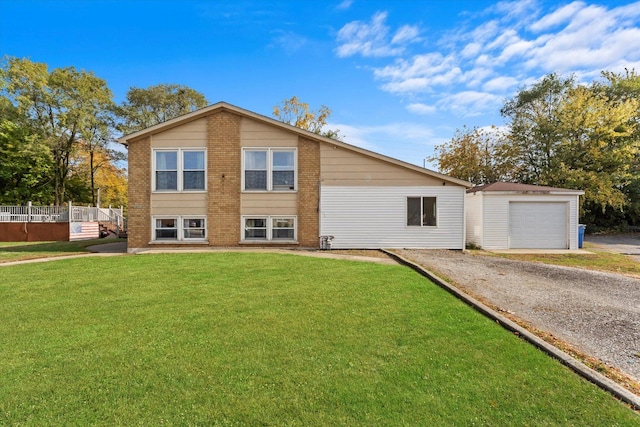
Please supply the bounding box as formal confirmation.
[0,201,127,236]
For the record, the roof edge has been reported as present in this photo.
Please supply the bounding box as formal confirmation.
[118,101,473,188]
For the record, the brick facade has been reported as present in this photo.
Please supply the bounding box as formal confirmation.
[207,111,241,246]
[127,136,151,250]
[126,109,323,250]
[297,137,320,247]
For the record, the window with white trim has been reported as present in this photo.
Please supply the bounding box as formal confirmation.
[243,148,296,191]
[407,197,437,227]
[152,216,207,241]
[153,149,206,192]
[242,216,296,241]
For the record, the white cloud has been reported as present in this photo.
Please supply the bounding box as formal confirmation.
[438,91,503,116]
[335,1,640,117]
[269,30,307,54]
[391,25,421,44]
[482,76,519,92]
[529,1,584,32]
[335,11,421,58]
[406,103,437,115]
[336,0,353,11]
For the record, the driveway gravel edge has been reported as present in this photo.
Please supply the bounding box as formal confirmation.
[383,249,640,410]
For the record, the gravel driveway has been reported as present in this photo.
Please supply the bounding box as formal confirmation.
[395,249,640,382]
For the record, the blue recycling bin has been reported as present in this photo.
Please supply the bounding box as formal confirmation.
[578,224,586,248]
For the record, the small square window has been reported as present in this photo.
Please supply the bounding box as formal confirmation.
[407,197,437,227]
[245,218,267,240]
[183,218,206,239]
[272,218,295,240]
[155,218,177,240]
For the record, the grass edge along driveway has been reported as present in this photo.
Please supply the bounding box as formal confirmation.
[1,253,637,425]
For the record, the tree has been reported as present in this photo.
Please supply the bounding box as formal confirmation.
[72,145,127,207]
[554,85,639,212]
[429,126,510,184]
[1,57,115,205]
[500,73,576,185]
[273,96,341,139]
[0,116,53,204]
[116,84,208,135]
[500,72,639,228]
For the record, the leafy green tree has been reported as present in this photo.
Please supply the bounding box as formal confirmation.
[429,126,510,184]
[116,84,208,135]
[500,73,576,185]
[0,116,53,204]
[1,57,115,205]
[273,96,341,139]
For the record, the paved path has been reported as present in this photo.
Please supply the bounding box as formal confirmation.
[587,234,640,262]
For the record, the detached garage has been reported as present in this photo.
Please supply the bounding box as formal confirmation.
[466,183,584,250]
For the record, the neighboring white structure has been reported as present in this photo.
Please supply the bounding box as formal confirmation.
[466,183,584,250]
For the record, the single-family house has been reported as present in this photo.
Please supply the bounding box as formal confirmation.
[119,102,472,253]
[466,182,584,250]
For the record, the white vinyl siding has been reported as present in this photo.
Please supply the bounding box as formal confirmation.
[320,186,465,249]
[465,192,483,248]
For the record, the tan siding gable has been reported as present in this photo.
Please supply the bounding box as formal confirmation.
[320,144,443,186]
[151,193,207,215]
[241,193,297,215]
[150,118,207,148]
[241,117,297,147]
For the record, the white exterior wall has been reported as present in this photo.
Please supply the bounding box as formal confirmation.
[479,193,580,250]
[465,192,484,248]
[320,186,465,249]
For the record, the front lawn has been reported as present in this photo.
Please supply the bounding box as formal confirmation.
[0,239,123,263]
[0,253,637,425]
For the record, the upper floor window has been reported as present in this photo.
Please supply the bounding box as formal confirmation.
[407,196,437,227]
[243,148,296,191]
[153,149,206,192]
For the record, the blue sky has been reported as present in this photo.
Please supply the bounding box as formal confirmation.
[1,0,639,169]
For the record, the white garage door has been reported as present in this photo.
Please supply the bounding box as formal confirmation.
[509,202,568,249]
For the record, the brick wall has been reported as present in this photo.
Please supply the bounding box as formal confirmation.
[297,137,320,248]
[127,136,151,250]
[207,111,241,246]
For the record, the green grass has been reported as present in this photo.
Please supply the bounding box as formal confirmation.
[0,239,124,263]
[486,244,640,277]
[0,253,637,425]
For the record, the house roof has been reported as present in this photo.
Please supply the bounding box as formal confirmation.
[117,101,473,188]
[467,182,584,195]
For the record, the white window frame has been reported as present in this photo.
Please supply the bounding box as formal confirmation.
[406,196,438,227]
[151,215,207,242]
[242,148,297,192]
[152,148,207,193]
[241,215,297,242]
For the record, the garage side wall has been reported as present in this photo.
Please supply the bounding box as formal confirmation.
[465,192,483,248]
[481,193,579,250]
[320,186,465,249]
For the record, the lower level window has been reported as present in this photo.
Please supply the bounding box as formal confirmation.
[407,197,437,227]
[243,216,296,241]
[153,216,207,241]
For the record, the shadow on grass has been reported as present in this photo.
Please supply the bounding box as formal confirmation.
[0,239,125,253]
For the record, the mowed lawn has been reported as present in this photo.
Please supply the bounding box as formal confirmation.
[0,253,637,425]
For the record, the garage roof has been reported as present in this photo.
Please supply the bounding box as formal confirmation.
[467,182,584,195]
